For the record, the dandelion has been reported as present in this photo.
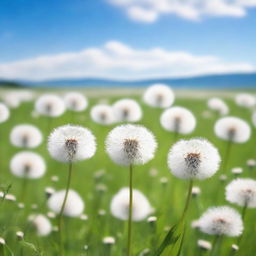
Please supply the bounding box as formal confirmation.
[35,94,66,117]
[231,167,243,176]
[235,93,256,109]
[10,124,43,148]
[0,103,10,123]
[103,236,116,245]
[16,231,24,241]
[207,97,229,116]
[90,104,115,125]
[28,214,52,236]
[64,92,88,112]
[197,239,212,251]
[112,99,142,122]
[143,84,175,108]
[160,106,196,139]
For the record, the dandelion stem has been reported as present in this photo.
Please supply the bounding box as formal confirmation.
[58,161,73,256]
[210,235,222,256]
[223,141,232,173]
[127,164,133,256]
[237,203,248,246]
[181,179,193,221]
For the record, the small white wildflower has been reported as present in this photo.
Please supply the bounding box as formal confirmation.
[110,187,153,221]
[10,124,43,148]
[47,189,85,217]
[48,125,96,163]
[90,104,115,125]
[197,239,212,251]
[160,106,196,134]
[143,84,175,108]
[231,244,239,251]
[214,117,251,143]
[198,206,243,237]
[10,151,46,179]
[168,138,221,180]
[147,216,157,223]
[219,174,228,182]
[112,99,142,122]
[225,178,256,208]
[247,159,256,168]
[51,175,59,182]
[102,236,116,245]
[0,237,5,245]
[35,94,66,117]
[192,186,201,196]
[106,124,157,166]
[235,93,256,109]
[28,214,52,236]
[207,98,229,115]
[231,167,243,175]
[0,103,10,123]
[64,92,88,112]
[16,231,24,240]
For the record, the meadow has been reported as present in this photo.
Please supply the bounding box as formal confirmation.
[0,87,255,256]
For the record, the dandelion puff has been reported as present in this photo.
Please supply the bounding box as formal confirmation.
[112,99,142,122]
[160,106,196,135]
[10,124,43,148]
[35,94,66,117]
[207,97,229,115]
[251,111,256,127]
[48,124,96,163]
[214,116,251,143]
[47,189,85,217]
[198,206,243,237]
[64,92,88,112]
[225,178,256,208]
[143,84,175,108]
[235,93,256,109]
[90,104,115,125]
[10,151,46,179]
[105,124,157,166]
[168,138,221,180]
[28,214,52,236]
[110,188,153,221]
[0,103,10,123]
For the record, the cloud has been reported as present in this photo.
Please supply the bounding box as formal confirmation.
[108,0,256,22]
[0,41,254,81]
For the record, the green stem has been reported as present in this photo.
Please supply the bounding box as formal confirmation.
[127,164,133,256]
[223,141,232,174]
[58,161,73,256]
[181,179,193,221]
[237,204,248,246]
[210,235,223,256]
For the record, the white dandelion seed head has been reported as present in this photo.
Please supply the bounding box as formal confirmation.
[10,151,46,179]
[207,98,229,115]
[35,94,66,117]
[197,239,212,251]
[143,84,175,108]
[235,93,256,109]
[168,138,221,180]
[160,106,196,134]
[28,214,52,236]
[225,178,256,208]
[90,104,116,125]
[48,125,96,163]
[10,124,43,148]
[47,189,85,217]
[147,216,157,223]
[105,124,157,166]
[198,206,243,237]
[110,187,153,221]
[231,167,243,175]
[214,117,251,143]
[64,92,88,112]
[112,99,142,122]
[102,236,116,245]
[0,103,10,123]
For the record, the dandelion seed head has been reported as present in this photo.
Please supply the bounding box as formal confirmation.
[64,92,88,112]
[197,239,212,251]
[28,214,52,236]
[235,93,256,109]
[0,103,10,123]
[207,98,229,115]
[90,104,115,125]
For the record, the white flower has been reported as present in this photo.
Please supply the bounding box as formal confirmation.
[197,240,212,251]
[48,125,96,163]
[102,236,116,245]
[105,124,157,166]
[225,178,256,208]
[0,103,10,123]
[35,94,66,117]
[235,93,256,109]
[10,151,46,179]
[28,214,52,236]
[90,104,115,125]
[207,98,229,115]
[47,189,85,217]
[143,84,175,108]
[112,99,142,122]
[110,187,153,221]
[160,106,196,134]
[10,124,43,148]
[251,111,256,127]
[214,117,251,143]
[199,206,243,237]
[231,167,243,175]
[168,138,221,180]
[64,92,88,112]
[192,186,201,196]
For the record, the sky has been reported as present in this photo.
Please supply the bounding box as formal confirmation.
[0,0,256,81]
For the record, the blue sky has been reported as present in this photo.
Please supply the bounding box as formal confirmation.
[0,0,256,80]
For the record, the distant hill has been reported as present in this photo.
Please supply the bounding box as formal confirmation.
[1,72,256,88]
[0,80,24,88]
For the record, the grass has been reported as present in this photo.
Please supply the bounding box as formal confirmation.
[0,88,256,256]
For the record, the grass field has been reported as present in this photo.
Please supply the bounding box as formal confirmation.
[0,88,255,256]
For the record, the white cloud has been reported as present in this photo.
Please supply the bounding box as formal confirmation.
[108,0,256,22]
[0,41,254,81]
